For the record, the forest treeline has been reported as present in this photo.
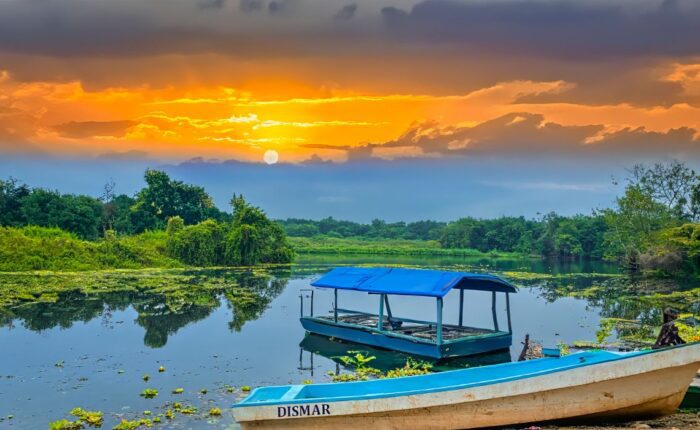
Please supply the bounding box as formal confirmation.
[0,170,293,270]
[3,161,700,276]
[280,161,700,277]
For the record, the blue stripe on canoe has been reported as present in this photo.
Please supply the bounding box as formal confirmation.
[233,348,663,408]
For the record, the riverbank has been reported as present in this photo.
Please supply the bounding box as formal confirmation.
[0,226,527,272]
[289,236,524,257]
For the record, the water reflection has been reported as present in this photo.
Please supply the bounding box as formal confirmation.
[1,268,291,347]
[299,333,512,374]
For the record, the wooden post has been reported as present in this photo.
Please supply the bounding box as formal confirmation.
[458,288,464,327]
[378,294,385,331]
[334,288,338,323]
[506,292,512,334]
[436,297,443,345]
[491,291,499,332]
[310,289,314,317]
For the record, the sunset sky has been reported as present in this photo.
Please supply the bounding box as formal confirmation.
[2,0,700,219]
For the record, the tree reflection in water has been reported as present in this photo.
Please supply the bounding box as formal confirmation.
[0,268,291,347]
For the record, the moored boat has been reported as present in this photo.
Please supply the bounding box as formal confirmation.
[232,342,700,429]
[300,267,516,359]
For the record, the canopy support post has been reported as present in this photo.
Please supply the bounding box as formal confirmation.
[436,297,443,346]
[506,292,512,334]
[378,294,385,331]
[458,288,464,327]
[491,291,499,332]
[334,288,338,323]
[384,295,394,326]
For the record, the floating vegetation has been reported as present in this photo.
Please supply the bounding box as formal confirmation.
[157,366,165,373]
[241,386,251,392]
[302,379,313,385]
[49,408,103,430]
[209,407,222,416]
[199,388,208,394]
[164,410,174,420]
[142,374,150,382]
[112,419,152,430]
[224,385,236,393]
[69,408,103,427]
[179,406,197,415]
[384,358,432,378]
[50,419,84,430]
[171,388,184,394]
[139,388,158,399]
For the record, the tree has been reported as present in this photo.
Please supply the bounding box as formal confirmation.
[226,195,294,265]
[629,160,700,220]
[602,185,676,258]
[130,169,215,232]
[0,178,30,226]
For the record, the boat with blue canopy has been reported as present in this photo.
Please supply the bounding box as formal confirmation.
[232,342,700,429]
[299,267,516,359]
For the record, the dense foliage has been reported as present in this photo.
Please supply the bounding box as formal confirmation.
[4,160,700,277]
[0,170,292,269]
[280,214,608,259]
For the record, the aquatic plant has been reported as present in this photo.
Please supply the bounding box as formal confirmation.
[142,374,150,381]
[209,407,222,416]
[337,351,376,369]
[385,358,432,378]
[596,318,616,344]
[556,342,571,356]
[172,388,184,394]
[158,366,165,373]
[224,385,236,393]
[49,419,84,430]
[199,388,208,394]
[112,419,142,430]
[139,388,158,399]
[69,408,103,427]
[165,410,174,419]
[302,379,313,385]
[241,386,251,392]
[179,406,196,415]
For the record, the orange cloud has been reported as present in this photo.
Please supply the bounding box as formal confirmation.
[2,67,700,163]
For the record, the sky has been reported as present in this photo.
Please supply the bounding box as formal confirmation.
[2,0,700,220]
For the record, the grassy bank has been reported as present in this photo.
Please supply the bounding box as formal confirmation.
[289,236,524,258]
[0,226,179,272]
[0,228,527,273]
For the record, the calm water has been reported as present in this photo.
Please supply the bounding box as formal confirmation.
[0,256,647,429]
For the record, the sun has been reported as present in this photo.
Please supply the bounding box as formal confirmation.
[263,150,279,165]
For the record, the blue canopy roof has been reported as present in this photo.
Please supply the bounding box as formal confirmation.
[310,267,516,298]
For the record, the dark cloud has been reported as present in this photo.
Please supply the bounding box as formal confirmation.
[381,0,700,59]
[53,120,136,139]
[239,0,264,13]
[198,0,226,10]
[333,3,357,21]
[593,126,700,155]
[313,112,700,160]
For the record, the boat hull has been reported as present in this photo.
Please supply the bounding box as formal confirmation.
[234,344,700,430]
[300,317,512,359]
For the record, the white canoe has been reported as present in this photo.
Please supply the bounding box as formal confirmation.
[232,342,700,429]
